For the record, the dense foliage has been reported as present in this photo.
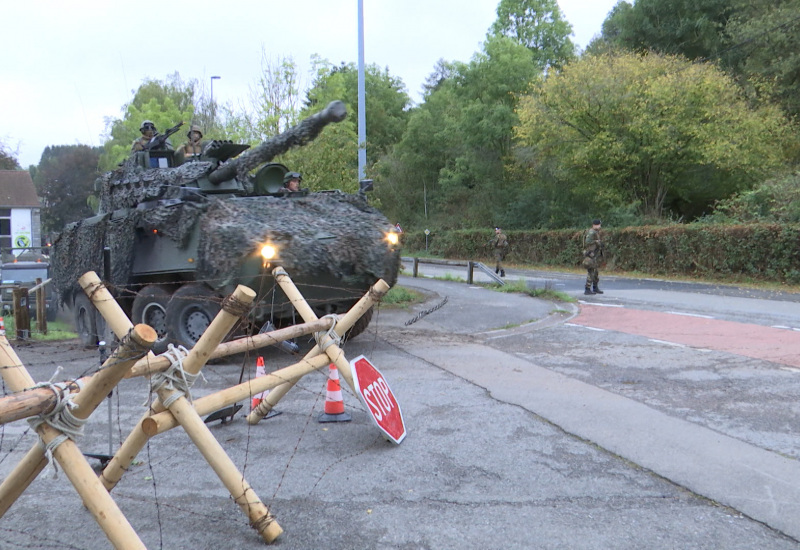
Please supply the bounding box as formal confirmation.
[514,52,795,223]
[20,0,800,253]
[34,145,101,232]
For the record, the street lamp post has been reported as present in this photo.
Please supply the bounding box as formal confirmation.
[210,75,221,126]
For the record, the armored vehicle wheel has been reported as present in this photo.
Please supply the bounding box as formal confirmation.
[344,305,374,342]
[74,293,98,348]
[131,285,172,354]
[165,284,221,349]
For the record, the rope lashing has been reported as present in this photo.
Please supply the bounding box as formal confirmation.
[314,314,342,352]
[222,292,252,318]
[27,369,87,478]
[148,344,199,408]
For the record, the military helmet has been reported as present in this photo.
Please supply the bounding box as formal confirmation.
[187,125,203,138]
[140,120,156,132]
[283,172,302,185]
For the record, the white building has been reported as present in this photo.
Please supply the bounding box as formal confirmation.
[0,171,42,256]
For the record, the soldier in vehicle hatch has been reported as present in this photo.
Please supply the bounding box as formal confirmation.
[283,172,302,193]
[131,120,157,152]
[176,125,204,159]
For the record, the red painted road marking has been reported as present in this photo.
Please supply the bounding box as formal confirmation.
[573,304,800,368]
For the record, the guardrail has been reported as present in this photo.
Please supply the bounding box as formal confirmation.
[403,257,505,286]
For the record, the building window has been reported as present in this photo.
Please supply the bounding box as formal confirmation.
[0,209,10,253]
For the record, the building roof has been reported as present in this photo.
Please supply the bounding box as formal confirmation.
[0,171,40,208]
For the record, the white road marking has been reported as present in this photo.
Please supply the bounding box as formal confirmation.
[648,339,686,347]
[665,311,714,319]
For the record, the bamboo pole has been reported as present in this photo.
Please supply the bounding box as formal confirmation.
[36,424,148,549]
[125,316,334,378]
[0,333,36,391]
[0,318,336,425]
[246,271,390,424]
[0,325,156,518]
[78,271,136,343]
[140,354,331,437]
[100,285,255,492]
[103,284,283,541]
[157,389,283,543]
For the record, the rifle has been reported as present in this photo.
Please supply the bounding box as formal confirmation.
[144,121,184,151]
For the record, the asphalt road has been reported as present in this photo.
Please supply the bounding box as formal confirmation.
[1,265,799,549]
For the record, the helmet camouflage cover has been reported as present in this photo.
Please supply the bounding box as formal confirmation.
[187,125,203,138]
[283,171,302,185]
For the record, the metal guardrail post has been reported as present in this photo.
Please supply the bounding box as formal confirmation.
[467,261,474,284]
[413,257,419,277]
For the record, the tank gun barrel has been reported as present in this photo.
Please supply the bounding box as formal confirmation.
[207,101,347,185]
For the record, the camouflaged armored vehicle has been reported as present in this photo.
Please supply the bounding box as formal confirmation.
[51,101,401,351]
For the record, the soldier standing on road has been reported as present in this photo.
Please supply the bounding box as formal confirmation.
[176,125,204,159]
[489,227,509,277]
[583,219,604,295]
[131,120,157,152]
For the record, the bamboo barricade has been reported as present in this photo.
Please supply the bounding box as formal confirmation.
[98,283,284,543]
[0,325,155,549]
[0,318,336,425]
[246,271,390,424]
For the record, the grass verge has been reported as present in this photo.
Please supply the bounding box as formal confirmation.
[382,285,426,308]
[1,316,78,341]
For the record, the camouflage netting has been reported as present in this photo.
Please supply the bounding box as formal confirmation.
[197,192,400,292]
[51,100,400,308]
[51,202,207,302]
[97,161,214,213]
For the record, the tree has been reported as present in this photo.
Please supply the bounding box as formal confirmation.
[490,0,576,66]
[0,141,20,170]
[99,73,197,171]
[375,35,543,229]
[598,0,736,60]
[514,51,796,221]
[34,145,102,232]
[724,0,800,119]
[304,59,411,158]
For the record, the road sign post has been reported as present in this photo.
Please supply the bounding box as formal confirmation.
[349,355,406,444]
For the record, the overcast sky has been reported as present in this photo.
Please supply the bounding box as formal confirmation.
[3,0,619,168]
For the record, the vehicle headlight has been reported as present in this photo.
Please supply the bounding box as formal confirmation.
[386,232,399,246]
[261,244,277,260]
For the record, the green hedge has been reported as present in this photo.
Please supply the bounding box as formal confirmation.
[401,224,800,284]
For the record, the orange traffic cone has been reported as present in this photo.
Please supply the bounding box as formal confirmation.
[251,356,268,410]
[318,363,352,423]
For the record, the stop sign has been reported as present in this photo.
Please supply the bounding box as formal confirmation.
[350,355,406,444]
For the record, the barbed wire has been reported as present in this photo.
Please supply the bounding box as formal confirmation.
[0,274,398,549]
[404,296,449,326]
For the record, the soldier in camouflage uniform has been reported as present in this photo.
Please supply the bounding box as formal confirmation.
[283,171,302,193]
[583,219,604,295]
[131,120,157,152]
[489,227,509,277]
[176,125,204,159]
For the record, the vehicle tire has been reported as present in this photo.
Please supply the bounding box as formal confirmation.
[165,284,221,349]
[131,285,172,354]
[344,305,374,342]
[73,292,98,348]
